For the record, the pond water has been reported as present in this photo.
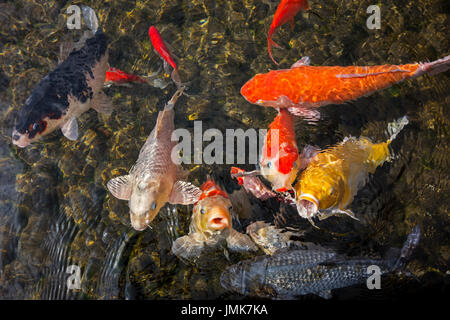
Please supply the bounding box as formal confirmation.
[0,0,448,299]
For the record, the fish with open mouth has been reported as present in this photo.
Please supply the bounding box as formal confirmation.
[295,116,409,227]
[220,225,421,299]
[12,6,112,147]
[172,178,258,261]
[107,88,200,231]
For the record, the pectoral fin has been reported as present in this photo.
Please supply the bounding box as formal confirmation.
[58,41,74,64]
[92,91,114,115]
[61,117,78,141]
[335,208,359,220]
[176,166,190,181]
[227,229,258,252]
[287,106,320,122]
[171,234,204,260]
[317,290,332,300]
[107,175,132,200]
[168,181,201,205]
[299,144,320,170]
[291,56,311,68]
[318,208,359,221]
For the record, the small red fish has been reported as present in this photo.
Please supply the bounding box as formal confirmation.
[268,0,310,65]
[148,26,181,87]
[260,108,300,192]
[104,67,147,86]
[242,55,450,119]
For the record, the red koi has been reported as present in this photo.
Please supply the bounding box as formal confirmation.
[148,26,182,86]
[268,0,310,65]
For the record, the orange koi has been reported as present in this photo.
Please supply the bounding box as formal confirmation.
[241,55,450,120]
[268,0,310,65]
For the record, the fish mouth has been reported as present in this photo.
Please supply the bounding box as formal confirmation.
[207,207,230,231]
[11,130,30,148]
[296,194,319,218]
[208,216,230,231]
[130,212,149,231]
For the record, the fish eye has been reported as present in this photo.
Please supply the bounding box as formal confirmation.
[200,208,205,215]
[267,161,272,168]
[228,205,232,211]
[151,201,157,210]
[32,123,38,130]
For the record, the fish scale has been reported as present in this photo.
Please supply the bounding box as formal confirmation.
[241,55,450,118]
[221,226,420,299]
[222,249,390,298]
[131,109,176,178]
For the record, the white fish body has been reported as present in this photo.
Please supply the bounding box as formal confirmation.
[107,88,201,230]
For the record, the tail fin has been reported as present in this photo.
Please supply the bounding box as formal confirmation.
[392,225,421,271]
[267,36,281,65]
[386,115,409,143]
[81,5,99,34]
[419,54,450,76]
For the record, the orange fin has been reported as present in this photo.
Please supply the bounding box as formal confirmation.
[267,37,281,65]
[304,0,310,10]
[289,18,295,31]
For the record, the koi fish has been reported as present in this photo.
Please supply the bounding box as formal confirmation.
[107,88,200,231]
[12,6,112,148]
[241,55,450,120]
[230,167,277,201]
[221,225,420,299]
[259,108,301,191]
[295,116,409,227]
[268,0,310,65]
[231,109,318,194]
[148,26,182,88]
[246,221,305,255]
[171,179,257,260]
[104,67,147,86]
